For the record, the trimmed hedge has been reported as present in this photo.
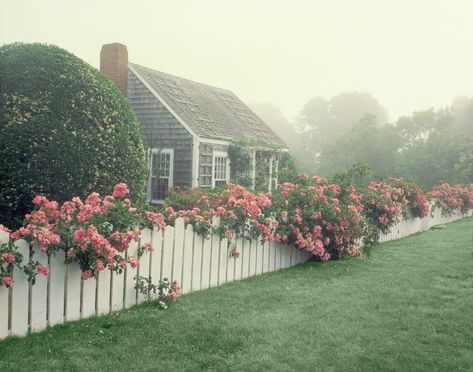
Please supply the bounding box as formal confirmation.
[0,43,147,228]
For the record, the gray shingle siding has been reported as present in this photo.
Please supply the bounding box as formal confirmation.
[127,69,193,189]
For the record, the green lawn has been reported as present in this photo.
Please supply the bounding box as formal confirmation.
[1,218,472,372]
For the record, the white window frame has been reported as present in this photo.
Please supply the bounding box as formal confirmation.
[212,151,230,188]
[147,148,174,204]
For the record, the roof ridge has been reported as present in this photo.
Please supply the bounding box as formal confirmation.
[129,62,235,95]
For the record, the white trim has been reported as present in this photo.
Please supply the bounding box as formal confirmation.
[148,148,174,204]
[251,150,256,190]
[199,138,231,146]
[192,138,200,188]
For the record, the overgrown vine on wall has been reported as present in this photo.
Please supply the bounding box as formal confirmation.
[228,141,291,191]
[228,142,253,188]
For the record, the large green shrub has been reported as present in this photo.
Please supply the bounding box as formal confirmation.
[0,43,147,228]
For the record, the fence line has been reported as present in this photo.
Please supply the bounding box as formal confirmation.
[0,208,471,340]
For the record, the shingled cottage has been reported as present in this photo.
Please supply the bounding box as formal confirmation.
[100,43,287,203]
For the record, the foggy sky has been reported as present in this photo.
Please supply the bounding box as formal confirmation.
[1,0,473,122]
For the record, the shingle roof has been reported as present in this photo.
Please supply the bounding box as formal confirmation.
[129,63,286,147]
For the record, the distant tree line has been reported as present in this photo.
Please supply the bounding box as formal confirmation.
[250,94,473,189]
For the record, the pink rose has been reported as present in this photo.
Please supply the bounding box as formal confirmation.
[37,263,49,276]
[142,242,154,252]
[112,183,129,197]
[81,270,94,280]
[0,224,11,233]
[128,257,139,269]
[1,276,14,288]
[96,260,105,272]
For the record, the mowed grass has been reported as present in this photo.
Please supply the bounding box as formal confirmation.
[1,218,472,372]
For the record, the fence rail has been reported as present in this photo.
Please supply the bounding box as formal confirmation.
[0,208,471,340]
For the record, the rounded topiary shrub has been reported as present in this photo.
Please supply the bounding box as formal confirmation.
[0,43,147,228]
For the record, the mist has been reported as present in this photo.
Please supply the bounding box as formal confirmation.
[2,0,473,122]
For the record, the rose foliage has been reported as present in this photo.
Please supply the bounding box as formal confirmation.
[1,179,472,287]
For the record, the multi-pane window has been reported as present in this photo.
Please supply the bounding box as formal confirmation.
[214,156,228,187]
[149,149,173,202]
[199,145,213,187]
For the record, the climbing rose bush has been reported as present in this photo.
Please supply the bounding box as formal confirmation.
[361,180,408,234]
[9,183,166,281]
[271,174,365,260]
[0,224,49,287]
[428,183,473,216]
[2,178,472,288]
[163,184,274,243]
[387,178,430,218]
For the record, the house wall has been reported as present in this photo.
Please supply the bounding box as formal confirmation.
[127,70,193,189]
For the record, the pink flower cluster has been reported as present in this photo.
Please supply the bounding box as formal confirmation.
[272,176,364,260]
[163,184,275,243]
[2,177,471,288]
[362,181,408,234]
[2,183,165,284]
[167,280,181,302]
[387,178,429,218]
[429,183,473,215]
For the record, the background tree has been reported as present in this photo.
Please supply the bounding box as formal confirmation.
[317,115,401,179]
[0,43,147,228]
[451,96,473,135]
[294,92,388,172]
[395,131,473,189]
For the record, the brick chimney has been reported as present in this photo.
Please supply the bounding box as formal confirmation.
[100,43,128,96]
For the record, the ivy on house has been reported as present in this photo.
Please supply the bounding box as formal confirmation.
[228,142,253,188]
[228,141,297,191]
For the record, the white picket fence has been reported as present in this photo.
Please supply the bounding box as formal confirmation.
[0,217,311,340]
[378,207,471,243]
[0,208,471,340]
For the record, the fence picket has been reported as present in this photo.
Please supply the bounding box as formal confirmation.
[149,227,163,290]
[30,247,48,332]
[191,234,203,292]
[10,239,30,337]
[172,219,185,289]
[111,269,124,312]
[241,237,249,279]
[0,231,10,338]
[81,277,96,318]
[261,242,267,273]
[226,241,235,283]
[201,236,212,289]
[0,287,7,339]
[137,228,152,304]
[248,239,256,277]
[49,251,65,326]
[209,233,219,287]
[97,269,111,315]
[161,225,174,284]
[66,262,81,321]
[233,237,242,281]
[218,238,227,285]
[124,240,139,308]
[181,224,194,294]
